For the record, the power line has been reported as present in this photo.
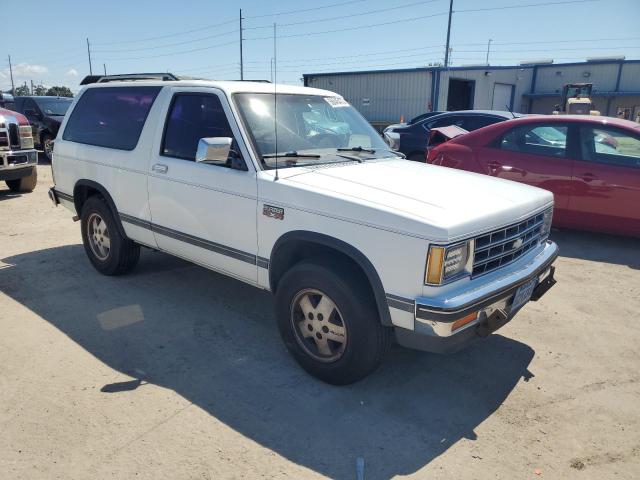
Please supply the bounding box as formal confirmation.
[456,0,598,14]
[244,0,365,19]
[243,0,442,30]
[94,40,238,61]
[93,19,237,46]
[92,29,238,53]
[245,11,450,40]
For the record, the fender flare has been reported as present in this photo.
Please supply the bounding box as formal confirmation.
[269,230,392,326]
[73,179,128,238]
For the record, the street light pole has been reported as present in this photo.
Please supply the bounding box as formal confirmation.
[486,38,493,66]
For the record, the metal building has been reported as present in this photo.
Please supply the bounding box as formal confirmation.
[303,59,640,128]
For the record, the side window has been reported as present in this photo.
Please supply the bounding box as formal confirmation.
[63,86,161,150]
[161,94,241,168]
[579,126,640,169]
[500,124,568,158]
[465,116,502,131]
[23,99,38,115]
[427,116,460,129]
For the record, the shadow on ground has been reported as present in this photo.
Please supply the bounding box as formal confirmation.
[550,228,640,269]
[0,245,535,479]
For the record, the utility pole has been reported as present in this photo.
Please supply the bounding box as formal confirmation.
[103,63,107,75]
[86,38,93,75]
[443,0,453,68]
[7,55,15,95]
[30,80,34,95]
[485,38,492,66]
[239,9,244,80]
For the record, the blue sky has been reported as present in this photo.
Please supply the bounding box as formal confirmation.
[2,0,639,92]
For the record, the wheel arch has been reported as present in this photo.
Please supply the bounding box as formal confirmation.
[269,230,392,326]
[73,179,128,238]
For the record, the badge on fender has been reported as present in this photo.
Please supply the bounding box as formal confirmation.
[263,204,284,220]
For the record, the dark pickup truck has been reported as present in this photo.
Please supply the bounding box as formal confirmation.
[11,96,73,162]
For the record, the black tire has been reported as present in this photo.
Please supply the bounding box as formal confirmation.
[275,257,391,385]
[80,195,140,275]
[41,133,54,163]
[408,152,425,162]
[6,167,37,192]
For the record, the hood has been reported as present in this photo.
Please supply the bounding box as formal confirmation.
[281,159,553,241]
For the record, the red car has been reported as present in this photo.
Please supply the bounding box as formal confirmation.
[427,115,640,237]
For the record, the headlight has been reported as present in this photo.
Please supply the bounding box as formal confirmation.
[383,130,401,150]
[541,208,553,239]
[425,241,472,285]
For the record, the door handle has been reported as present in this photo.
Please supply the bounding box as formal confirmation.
[579,172,597,182]
[152,163,168,174]
[487,161,502,174]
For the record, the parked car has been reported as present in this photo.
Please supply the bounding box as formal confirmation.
[0,107,38,191]
[12,96,73,162]
[384,110,522,161]
[49,74,558,384]
[0,92,15,109]
[427,115,640,237]
[383,111,444,136]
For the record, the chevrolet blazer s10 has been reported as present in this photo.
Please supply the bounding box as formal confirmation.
[49,74,558,384]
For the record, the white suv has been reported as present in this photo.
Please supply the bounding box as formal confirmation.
[49,74,558,384]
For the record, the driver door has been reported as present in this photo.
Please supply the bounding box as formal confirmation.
[147,88,259,283]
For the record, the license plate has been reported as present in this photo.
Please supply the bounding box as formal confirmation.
[512,278,537,311]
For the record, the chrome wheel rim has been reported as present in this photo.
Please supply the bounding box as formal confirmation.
[87,213,111,260]
[290,288,347,363]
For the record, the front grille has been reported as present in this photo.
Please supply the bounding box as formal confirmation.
[8,123,19,149]
[472,211,547,277]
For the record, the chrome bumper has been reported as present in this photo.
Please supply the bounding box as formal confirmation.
[395,240,559,353]
[0,149,38,180]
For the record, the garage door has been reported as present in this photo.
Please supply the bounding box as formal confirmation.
[492,83,514,110]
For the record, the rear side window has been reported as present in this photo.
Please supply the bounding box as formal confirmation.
[464,115,503,131]
[500,124,568,158]
[63,86,161,150]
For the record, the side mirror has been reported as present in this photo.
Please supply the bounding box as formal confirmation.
[196,137,232,163]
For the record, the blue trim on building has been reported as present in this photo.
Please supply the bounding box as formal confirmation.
[302,59,640,80]
[429,70,436,111]
[524,90,640,98]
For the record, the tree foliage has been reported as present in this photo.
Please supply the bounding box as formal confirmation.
[14,84,30,96]
[46,86,73,97]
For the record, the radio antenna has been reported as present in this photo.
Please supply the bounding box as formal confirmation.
[273,22,279,181]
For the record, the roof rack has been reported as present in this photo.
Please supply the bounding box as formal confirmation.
[80,73,179,85]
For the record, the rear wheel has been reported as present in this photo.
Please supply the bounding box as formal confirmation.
[6,167,37,192]
[80,196,140,275]
[275,258,391,385]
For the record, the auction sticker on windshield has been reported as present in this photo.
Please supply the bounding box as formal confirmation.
[325,97,350,108]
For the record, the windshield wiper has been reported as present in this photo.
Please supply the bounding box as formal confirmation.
[262,151,320,159]
[337,146,376,154]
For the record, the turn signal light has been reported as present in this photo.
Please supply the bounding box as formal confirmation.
[451,311,478,332]
[425,246,445,284]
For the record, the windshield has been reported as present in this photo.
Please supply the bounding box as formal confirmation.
[234,93,390,169]
[34,98,73,116]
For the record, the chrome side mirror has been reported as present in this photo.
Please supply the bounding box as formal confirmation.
[196,137,232,163]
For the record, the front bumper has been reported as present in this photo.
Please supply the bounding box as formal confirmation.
[0,149,37,181]
[395,240,559,353]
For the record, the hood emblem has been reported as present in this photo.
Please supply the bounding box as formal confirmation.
[512,238,524,250]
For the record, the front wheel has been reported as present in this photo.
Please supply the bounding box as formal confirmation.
[42,134,54,163]
[6,167,37,192]
[80,196,140,275]
[275,258,391,385]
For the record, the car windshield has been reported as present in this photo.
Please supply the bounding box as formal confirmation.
[34,98,73,116]
[234,93,390,169]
